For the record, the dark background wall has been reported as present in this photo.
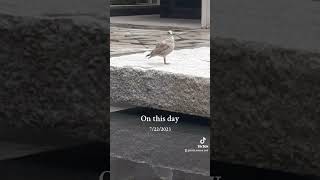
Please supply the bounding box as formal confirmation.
[160,0,201,19]
[111,0,148,5]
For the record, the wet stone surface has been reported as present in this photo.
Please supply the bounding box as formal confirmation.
[111,108,210,177]
[111,157,211,180]
[111,26,209,56]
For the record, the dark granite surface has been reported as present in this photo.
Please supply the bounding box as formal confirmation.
[0,14,109,140]
[0,143,109,180]
[211,37,320,176]
[111,108,210,178]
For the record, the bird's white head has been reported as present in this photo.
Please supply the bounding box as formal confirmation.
[167,30,174,35]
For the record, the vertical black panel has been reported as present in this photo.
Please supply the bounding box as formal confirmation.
[160,0,201,19]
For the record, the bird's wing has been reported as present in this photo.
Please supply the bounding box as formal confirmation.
[152,40,171,55]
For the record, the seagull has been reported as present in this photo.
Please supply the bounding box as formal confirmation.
[146,30,175,64]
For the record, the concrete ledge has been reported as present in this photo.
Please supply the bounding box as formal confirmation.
[110,47,210,117]
[0,14,108,140]
[212,37,320,176]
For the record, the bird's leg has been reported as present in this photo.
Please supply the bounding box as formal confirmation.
[164,57,167,64]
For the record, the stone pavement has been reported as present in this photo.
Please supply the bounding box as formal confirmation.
[110,15,201,29]
[111,25,210,57]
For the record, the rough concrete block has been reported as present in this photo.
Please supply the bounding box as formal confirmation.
[212,37,320,176]
[0,14,109,140]
[110,47,210,117]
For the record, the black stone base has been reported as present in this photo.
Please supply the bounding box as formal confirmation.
[111,5,160,16]
[160,0,201,19]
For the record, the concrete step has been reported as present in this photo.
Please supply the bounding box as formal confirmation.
[110,47,210,117]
